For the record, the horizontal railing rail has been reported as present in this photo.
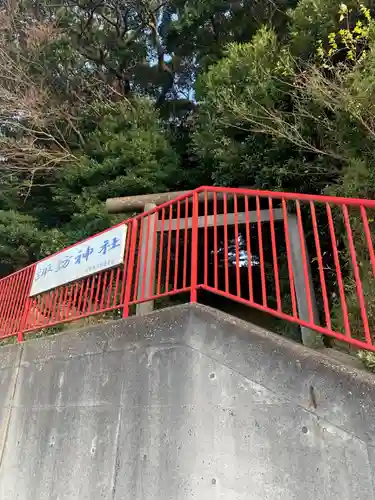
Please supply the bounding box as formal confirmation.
[0,186,374,352]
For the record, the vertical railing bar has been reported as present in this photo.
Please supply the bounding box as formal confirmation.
[49,287,61,325]
[99,271,108,311]
[119,222,132,305]
[133,218,144,301]
[19,287,34,338]
[282,198,298,317]
[326,203,351,337]
[55,286,66,324]
[310,201,331,329]
[71,282,79,319]
[295,200,314,323]
[17,266,35,340]
[141,213,152,300]
[39,292,49,327]
[269,197,282,312]
[88,275,97,315]
[5,273,22,334]
[7,272,23,334]
[82,276,93,315]
[360,205,375,280]
[112,267,121,308]
[82,276,92,314]
[3,279,13,328]
[0,278,5,319]
[165,205,173,294]
[256,196,267,307]
[33,295,42,330]
[106,269,115,309]
[123,219,138,317]
[204,190,208,286]
[55,285,66,322]
[183,198,189,289]
[60,285,69,322]
[234,194,241,297]
[173,201,181,291]
[38,292,48,328]
[145,207,158,300]
[65,284,75,322]
[157,208,166,295]
[213,192,219,290]
[342,205,372,345]
[223,192,229,294]
[244,195,253,303]
[41,292,50,327]
[56,285,66,323]
[190,190,199,302]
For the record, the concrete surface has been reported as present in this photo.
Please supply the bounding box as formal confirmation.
[0,303,374,499]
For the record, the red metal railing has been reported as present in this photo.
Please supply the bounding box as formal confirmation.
[195,187,375,350]
[0,186,375,351]
[127,191,195,310]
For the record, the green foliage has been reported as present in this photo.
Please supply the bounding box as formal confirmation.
[194,2,375,199]
[196,28,293,108]
[0,211,43,275]
[54,99,178,210]
[316,3,372,62]
[288,0,372,58]
[357,349,375,371]
[43,98,180,251]
[194,27,335,192]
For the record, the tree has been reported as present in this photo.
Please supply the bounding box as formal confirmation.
[193,27,335,193]
[193,3,375,196]
[0,211,44,275]
[0,7,77,203]
[0,2,186,266]
[37,98,180,252]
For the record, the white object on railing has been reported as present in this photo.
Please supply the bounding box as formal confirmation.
[30,224,128,297]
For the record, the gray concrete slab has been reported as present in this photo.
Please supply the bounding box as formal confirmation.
[0,303,374,499]
[15,350,125,409]
[0,406,121,500]
[0,344,23,482]
[186,305,375,446]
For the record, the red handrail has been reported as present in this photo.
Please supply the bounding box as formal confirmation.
[0,186,373,352]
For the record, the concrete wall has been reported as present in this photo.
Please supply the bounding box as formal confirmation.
[0,304,374,499]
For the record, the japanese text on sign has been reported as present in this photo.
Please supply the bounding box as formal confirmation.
[30,224,127,296]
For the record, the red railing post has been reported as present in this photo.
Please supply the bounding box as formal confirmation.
[123,219,138,318]
[17,264,36,342]
[190,190,199,303]
[18,298,30,343]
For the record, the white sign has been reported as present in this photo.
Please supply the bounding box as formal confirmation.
[30,224,128,297]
